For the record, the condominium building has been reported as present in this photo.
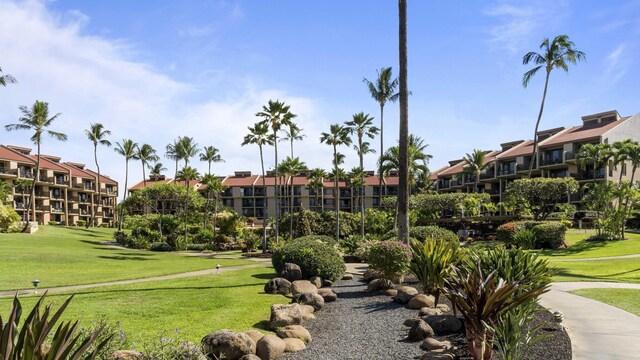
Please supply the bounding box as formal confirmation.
[433,110,640,205]
[0,145,119,226]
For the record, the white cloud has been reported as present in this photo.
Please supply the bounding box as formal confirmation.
[603,44,629,84]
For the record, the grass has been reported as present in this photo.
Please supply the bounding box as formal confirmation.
[570,288,640,316]
[0,266,286,345]
[535,229,640,259]
[0,225,251,291]
[552,258,640,283]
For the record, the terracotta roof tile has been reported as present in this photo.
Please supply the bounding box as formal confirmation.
[0,145,36,164]
[83,168,118,185]
[60,162,97,179]
[540,117,630,147]
[222,175,259,186]
[30,156,69,172]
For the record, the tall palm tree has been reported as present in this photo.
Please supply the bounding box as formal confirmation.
[165,139,180,179]
[149,162,167,179]
[349,166,365,219]
[345,112,379,237]
[364,67,399,202]
[85,123,111,227]
[114,139,139,231]
[280,156,307,237]
[463,149,490,193]
[281,123,305,158]
[241,121,275,252]
[307,168,327,212]
[5,101,67,228]
[0,67,16,87]
[177,136,199,168]
[200,173,223,230]
[176,166,200,242]
[522,35,586,177]
[612,140,637,182]
[320,124,352,241]
[397,0,410,243]
[256,99,296,244]
[200,146,224,175]
[136,144,159,187]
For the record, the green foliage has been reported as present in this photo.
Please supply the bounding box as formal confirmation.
[272,238,346,281]
[76,219,86,227]
[339,235,366,255]
[139,331,205,360]
[412,192,492,218]
[496,222,519,243]
[532,222,567,249]
[193,229,215,244]
[277,210,361,239]
[243,233,261,252]
[382,225,457,243]
[74,317,125,360]
[150,242,173,252]
[0,202,20,232]
[502,178,579,220]
[367,241,412,281]
[0,293,110,360]
[408,237,461,304]
[364,208,394,235]
[293,234,337,245]
[215,211,246,237]
[511,228,537,249]
[488,301,546,360]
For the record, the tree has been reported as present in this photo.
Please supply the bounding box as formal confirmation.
[397,0,410,243]
[522,35,586,177]
[136,144,159,188]
[279,156,307,238]
[280,123,305,158]
[241,121,274,252]
[379,135,431,193]
[114,139,139,230]
[575,143,611,183]
[150,162,167,179]
[0,67,16,87]
[503,178,579,220]
[0,180,12,201]
[463,149,490,193]
[345,112,379,237]
[256,100,296,244]
[307,168,327,213]
[320,124,352,240]
[200,146,224,175]
[5,101,67,229]
[177,136,199,168]
[200,173,225,233]
[165,139,180,179]
[85,123,111,227]
[176,166,200,242]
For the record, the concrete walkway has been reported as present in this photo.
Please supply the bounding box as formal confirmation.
[540,282,640,360]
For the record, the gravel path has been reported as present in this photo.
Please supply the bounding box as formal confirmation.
[283,276,425,360]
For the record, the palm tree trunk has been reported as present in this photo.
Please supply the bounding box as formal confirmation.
[25,142,41,231]
[274,129,279,244]
[208,162,212,176]
[119,159,129,231]
[203,191,210,229]
[93,144,101,227]
[213,194,218,241]
[334,145,340,241]
[174,159,179,179]
[260,145,267,253]
[290,175,294,238]
[360,138,365,238]
[379,104,385,205]
[397,0,410,244]
[184,184,189,244]
[528,69,551,178]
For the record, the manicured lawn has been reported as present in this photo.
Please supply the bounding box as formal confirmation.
[552,258,640,284]
[0,226,251,291]
[536,229,640,259]
[0,266,285,345]
[570,288,640,316]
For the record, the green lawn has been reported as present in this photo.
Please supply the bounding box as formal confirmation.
[536,229,640,259]
[0,266,285,345]
[570,288,640,316]
[552,258,640,283]
[0,226,251,291]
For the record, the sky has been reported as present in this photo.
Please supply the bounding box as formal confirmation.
[0,0,638,199]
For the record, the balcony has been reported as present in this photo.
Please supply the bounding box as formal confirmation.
[497,165,517,177]
[69,209,79,215]
[0,167,17,177]
[450,179,463,187]
[548,170,575,178]
[578,168,606,181]
[55,178,69,186]
[51,207,64,213]
[19,171,34,179]
[37,175,52,183]
[565,151,575,162]
[479,171,495,180]
[539,156,564,167]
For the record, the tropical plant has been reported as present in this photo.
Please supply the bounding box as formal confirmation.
[307,168,327,212]
[272,237,346,281]
[5,100,67,229]
[280,122,305,158]
[200,173,224,232]
[85,123,111,227]
[279,156,307,237]
[397,0,410,244]
[114,139,139,230]
[165,139,180,179]
[0,67,16,87]
[367,241,412,283]
[522,35,586,176]
[502,177,579,220]
[463,149,490,193]
[177,136,199,168]
[199,146,224,175]
[379,135,431,193]
[511,228,537,249]
[136,144,159,188]
[408,237,461,305]
[320,124,352,240]
[176,166,200,244]
[150,162,167,179]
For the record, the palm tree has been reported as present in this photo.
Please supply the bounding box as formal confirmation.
[281,123,305,158]
[345,112,379,237]
[85,123,111,227]
[114,139,139,230]
[349,166,365,222]
[0,180,12,201]
[522,35,586,177]
[136,144,159,187]
[363,67,399,202]
[177,136,199,168]
[279,156,307,237]
[576,143,611,184]
[149,162,167,179]
[612,140,637,182]
[13,179,31,221]
[165,140,180,179]
[256,100,296,244]
[307,168,327,212]
[5,101,67,228]
[463,149,490,193]
[241,122,275,252]
[176,166,200,242]
[320,124,352,241]
[0,67,16,87]
[200,173,224,231]
[200,146,224,175]
[397,0,410,243]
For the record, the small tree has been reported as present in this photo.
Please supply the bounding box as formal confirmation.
[502,178,578,220]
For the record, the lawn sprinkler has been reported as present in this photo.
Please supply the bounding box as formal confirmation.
[216,264,221,273]
[32,279,40,294]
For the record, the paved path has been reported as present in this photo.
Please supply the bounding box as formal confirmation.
[540,282,640,360]
[547,253,640,262]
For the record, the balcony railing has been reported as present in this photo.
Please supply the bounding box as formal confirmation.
[20,172,34,179]
[578,168,606,181]
[450,179,463,187]
[479,171,495,180]
[540,156,564,166]
[0,167,17,175]
[565,151,575,161]
[497,166,516,176]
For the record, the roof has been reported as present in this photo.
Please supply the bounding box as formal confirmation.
[31,156,69,172]
[289,176,309,186]
[0,145,36,164]
[83,168,118,185]
[60,162,97,179]
[384,176,399,186]
[496,140,534,159]
[323,180,349,187]
[540,117,630,147]
[129,178,174,191]
[438,160,466,177]
[364,175,383,186]
[222,175,259,187]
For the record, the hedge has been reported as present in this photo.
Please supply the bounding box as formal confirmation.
[272,238,346,281]
[382,226,457,243]
[532,222,567,249]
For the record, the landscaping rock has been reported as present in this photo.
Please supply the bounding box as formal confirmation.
[407,319,435,342]
[244,330,264,346]
[291,280,318,296]
[269,304,303,330]
[362,270,377,282]
[240,355,261,360]
[407,294,436,309]
[424,315,464,335]
[421,350,455,360]
[276,325,312,344]
[282,338,306,352]
[393,292,415,304]
[367,278,392,292]
[264,277,292,295]
[419,307,443,317]
[280,263,302,282]
[421,338,453,351]
[292,292,324,311]
[322,279,333,287]
[396,286,419,296]
[255,334,286,360]
[384,288,398,296]
[113,350,142,360]
[317,288,337,302]
[341,273,354,280]
[309,276,323,289]
[201,329,256,360]
[403,317,420,327]
[436,304,451,313]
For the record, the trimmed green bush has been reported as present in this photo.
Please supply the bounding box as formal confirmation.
[532,222,567,249]
[272,238,346,281]
[76,220,86,227]
[150,242,173,252]
[293,234,337,245]
[382,226,457,243]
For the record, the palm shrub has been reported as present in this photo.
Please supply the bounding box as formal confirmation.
[408,236,462,305]
[0,293,111,359]
[511,228,536,249]
[367,241,412,282]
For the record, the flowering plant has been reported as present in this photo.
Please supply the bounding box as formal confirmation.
[367,241,412,281]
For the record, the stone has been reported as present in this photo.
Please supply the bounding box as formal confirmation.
[419,307,443,317]
[322,279,334,287]
[276,325,312,344]
[393,292,415,304]
[292,292,324,311]
[407,294,436,309]
[435,304,451,313]
[421,350,455,360]
[362,270,378,282]
[403,317,420,327]
[367,278,392,292]
[269,304,303,330]
[299,304,315,320]
[244,330,264,346]
[255,334,286,360]
[396,286,419,296]
[407,319,435,342]
[421,338,453,351]
[282,338,306,352]
[201,329,256,360]
[280,263,302,282]
[113,350,142,360]
[291,280,318,296]
[309,276,323,289]
[384,289,398,296]
[264,278,292,295]
[317,288,337,302]
[240,355,261,360]
[424,315,464,335]
[341,273,354,280]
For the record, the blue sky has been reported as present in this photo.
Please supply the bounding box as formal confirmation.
[0,0,638,196]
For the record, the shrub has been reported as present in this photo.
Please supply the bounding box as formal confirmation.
[367,241,412,282]
[194,229,215,244]
[169,235,189,251]
[355,239,378,261]
[150,242,173,252]
[243,233,261,252]
[127,236,151,250]
[214,234,234,245]
[293,234,337,246]
[364,208,394,235]
[382,226,457,243]
[339,235,366,255]
[0,202,21,232]
[408,237,461,305]
[113,230,129,245]
[272,238,346,281]
[496,222,520,243]
[99,223,111,228]
[532,222,567,249]
[76,219,86,227]
[511,228,536,249]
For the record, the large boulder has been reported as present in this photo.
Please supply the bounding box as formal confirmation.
[407,319,435,342]
[299,305,316,321]
[362,270,378,282]
[317,288,337,302]
[396,286,419,296]
[244,330,265,347]
[407,294,436,309]
[292,292,324,311]
[113,350,142,360]
[291,280,318,296]
[367,278,392,292]
[269,304,303,330]
[280,263,302,282]
[282,338,306,353]
[276,325,312,344]
[264,278,291,295]
[436,304,451,313]
[424,315,464,335]
[322,279,334,287]
[419,307,443,317]
[309,276,323,289]
[201,329,256,360]
[384,288,398,296]
[255,334,286,360]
